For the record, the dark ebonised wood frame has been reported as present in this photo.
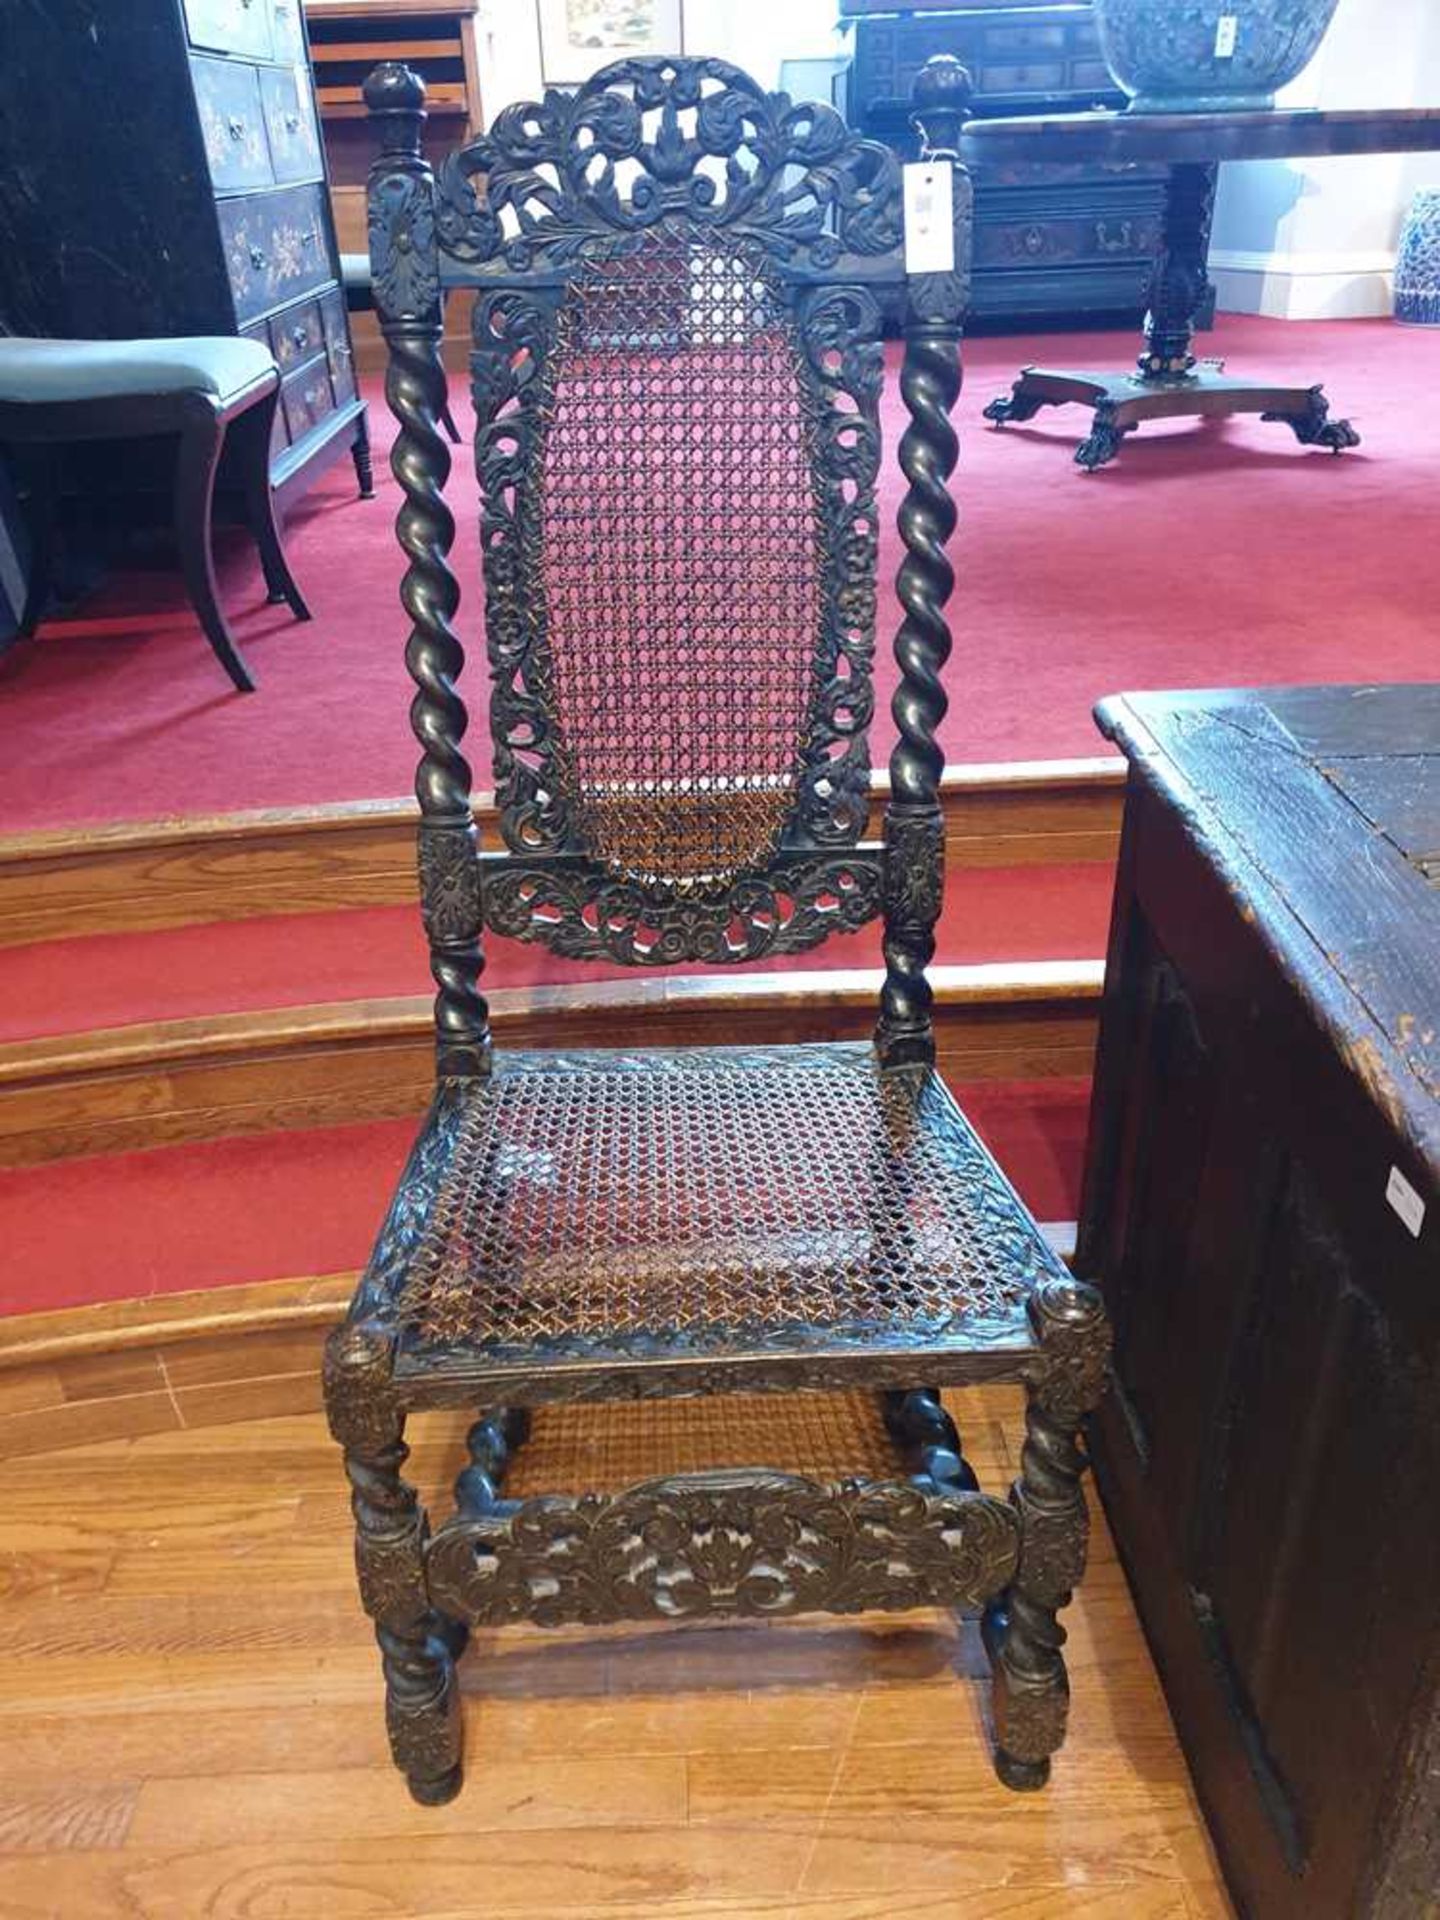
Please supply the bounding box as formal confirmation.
[324,52,1112,1810]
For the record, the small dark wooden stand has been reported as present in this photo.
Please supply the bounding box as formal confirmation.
[962,108,1440,469]
[1078,685,1440,1917]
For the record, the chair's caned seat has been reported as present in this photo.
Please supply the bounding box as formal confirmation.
[0,336,276,407]
[389,1043,1057,1382]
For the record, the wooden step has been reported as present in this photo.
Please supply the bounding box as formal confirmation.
[0,961,1102,1166]
[0,761,1123,948]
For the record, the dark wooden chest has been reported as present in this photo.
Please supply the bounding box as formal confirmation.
[1079,686,1440,1919]
[840,1,1214,326]
[0,0,363,509]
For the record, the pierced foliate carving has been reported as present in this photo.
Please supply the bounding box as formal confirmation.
[435,57,902,275]
[425,1469,1020,1627]
[481,851,882,966]
[470,223,888,960]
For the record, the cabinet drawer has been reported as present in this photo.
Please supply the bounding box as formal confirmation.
[269,0,305,62]
[976,212,1162,271]
[219,183,330,324]
[270,297,325,370]
[981,25,1066,53]
[976,62,1067,94]
[192,54,272,194]
[320,288,357,403]
[259,63,322,185]
[241,319,289,453]
[281,354,336,441]
[183,0,271,59]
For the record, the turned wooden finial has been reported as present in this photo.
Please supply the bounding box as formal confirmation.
[364,60,427,152]
[911,54,973,161]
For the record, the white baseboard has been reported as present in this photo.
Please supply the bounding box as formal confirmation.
[1209,246,1396,320]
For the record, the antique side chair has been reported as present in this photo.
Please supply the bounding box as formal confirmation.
[325,51,1112,1807]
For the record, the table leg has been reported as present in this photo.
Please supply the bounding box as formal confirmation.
[983,159,1359,469]
[1136,161,1216,379]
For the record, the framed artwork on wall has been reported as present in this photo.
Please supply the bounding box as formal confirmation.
[538,0,685,85]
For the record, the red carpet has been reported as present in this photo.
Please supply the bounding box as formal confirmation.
[0,1078,1092,1316]
[3,314,1438,833]
[0,861,1111,1044]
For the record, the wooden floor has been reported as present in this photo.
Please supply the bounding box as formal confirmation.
[0,1385,1231,1918]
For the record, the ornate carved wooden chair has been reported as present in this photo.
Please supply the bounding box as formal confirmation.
[325,51,1111,1807]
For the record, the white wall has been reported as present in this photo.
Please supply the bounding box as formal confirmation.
[1210,0,1440,317]
[471,0,842,117]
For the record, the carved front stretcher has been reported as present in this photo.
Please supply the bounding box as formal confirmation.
[426,1462,1020,1629]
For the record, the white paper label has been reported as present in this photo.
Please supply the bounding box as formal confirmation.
[1214,13,1239,58]
[1386,1165,1426,1239]
[903,163,955,275]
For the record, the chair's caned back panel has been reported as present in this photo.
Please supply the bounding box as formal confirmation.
[435,58,907,966]
[533,224,824,892]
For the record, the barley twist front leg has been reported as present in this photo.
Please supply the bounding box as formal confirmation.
[985,1276,1111,1789]
[325,1324,463,1804]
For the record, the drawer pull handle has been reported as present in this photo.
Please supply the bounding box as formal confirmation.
[1096,219,1134,253]
[302,230,317,249]
[249,244,268,269]
[227,116,247,140]
[284,112,301,132]
[291,325,308,348]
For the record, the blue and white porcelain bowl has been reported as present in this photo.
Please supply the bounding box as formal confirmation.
[1395,187,1440,326]
[1094,0,1342,113]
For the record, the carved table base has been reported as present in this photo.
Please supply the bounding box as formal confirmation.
[984,363,1361,472]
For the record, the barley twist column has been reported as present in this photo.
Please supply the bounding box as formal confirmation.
[366,62,489,1079]
[878,55,972,1067]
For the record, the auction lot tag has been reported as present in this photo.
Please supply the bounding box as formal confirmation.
[1215,13,1239,57]
[1386,1164,1426,1239]
[904,163,955,275]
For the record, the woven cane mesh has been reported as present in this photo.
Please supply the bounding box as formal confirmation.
[503,1392,906,1498]
[528,224,828,890]
[396,1047,1044,1357]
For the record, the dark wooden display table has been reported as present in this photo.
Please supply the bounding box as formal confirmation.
[839,3,1210,331]
[1077,685,1440,1918]
[961,108,1440,468]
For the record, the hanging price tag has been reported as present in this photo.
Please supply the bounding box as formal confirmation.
[903,162,955,275]
[1214,13,1239,58]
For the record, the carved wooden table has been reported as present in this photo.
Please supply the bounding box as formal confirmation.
[1077,685,1440,1918]
[961,108,1440,468]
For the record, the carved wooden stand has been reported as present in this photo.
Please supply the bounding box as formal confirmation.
[983,158,1359,470]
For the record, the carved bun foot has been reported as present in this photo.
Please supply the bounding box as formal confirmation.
[407,1761,462,1806]
[994,1749,1050,1792]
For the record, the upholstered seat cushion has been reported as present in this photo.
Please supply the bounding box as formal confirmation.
[0,336,276,407]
